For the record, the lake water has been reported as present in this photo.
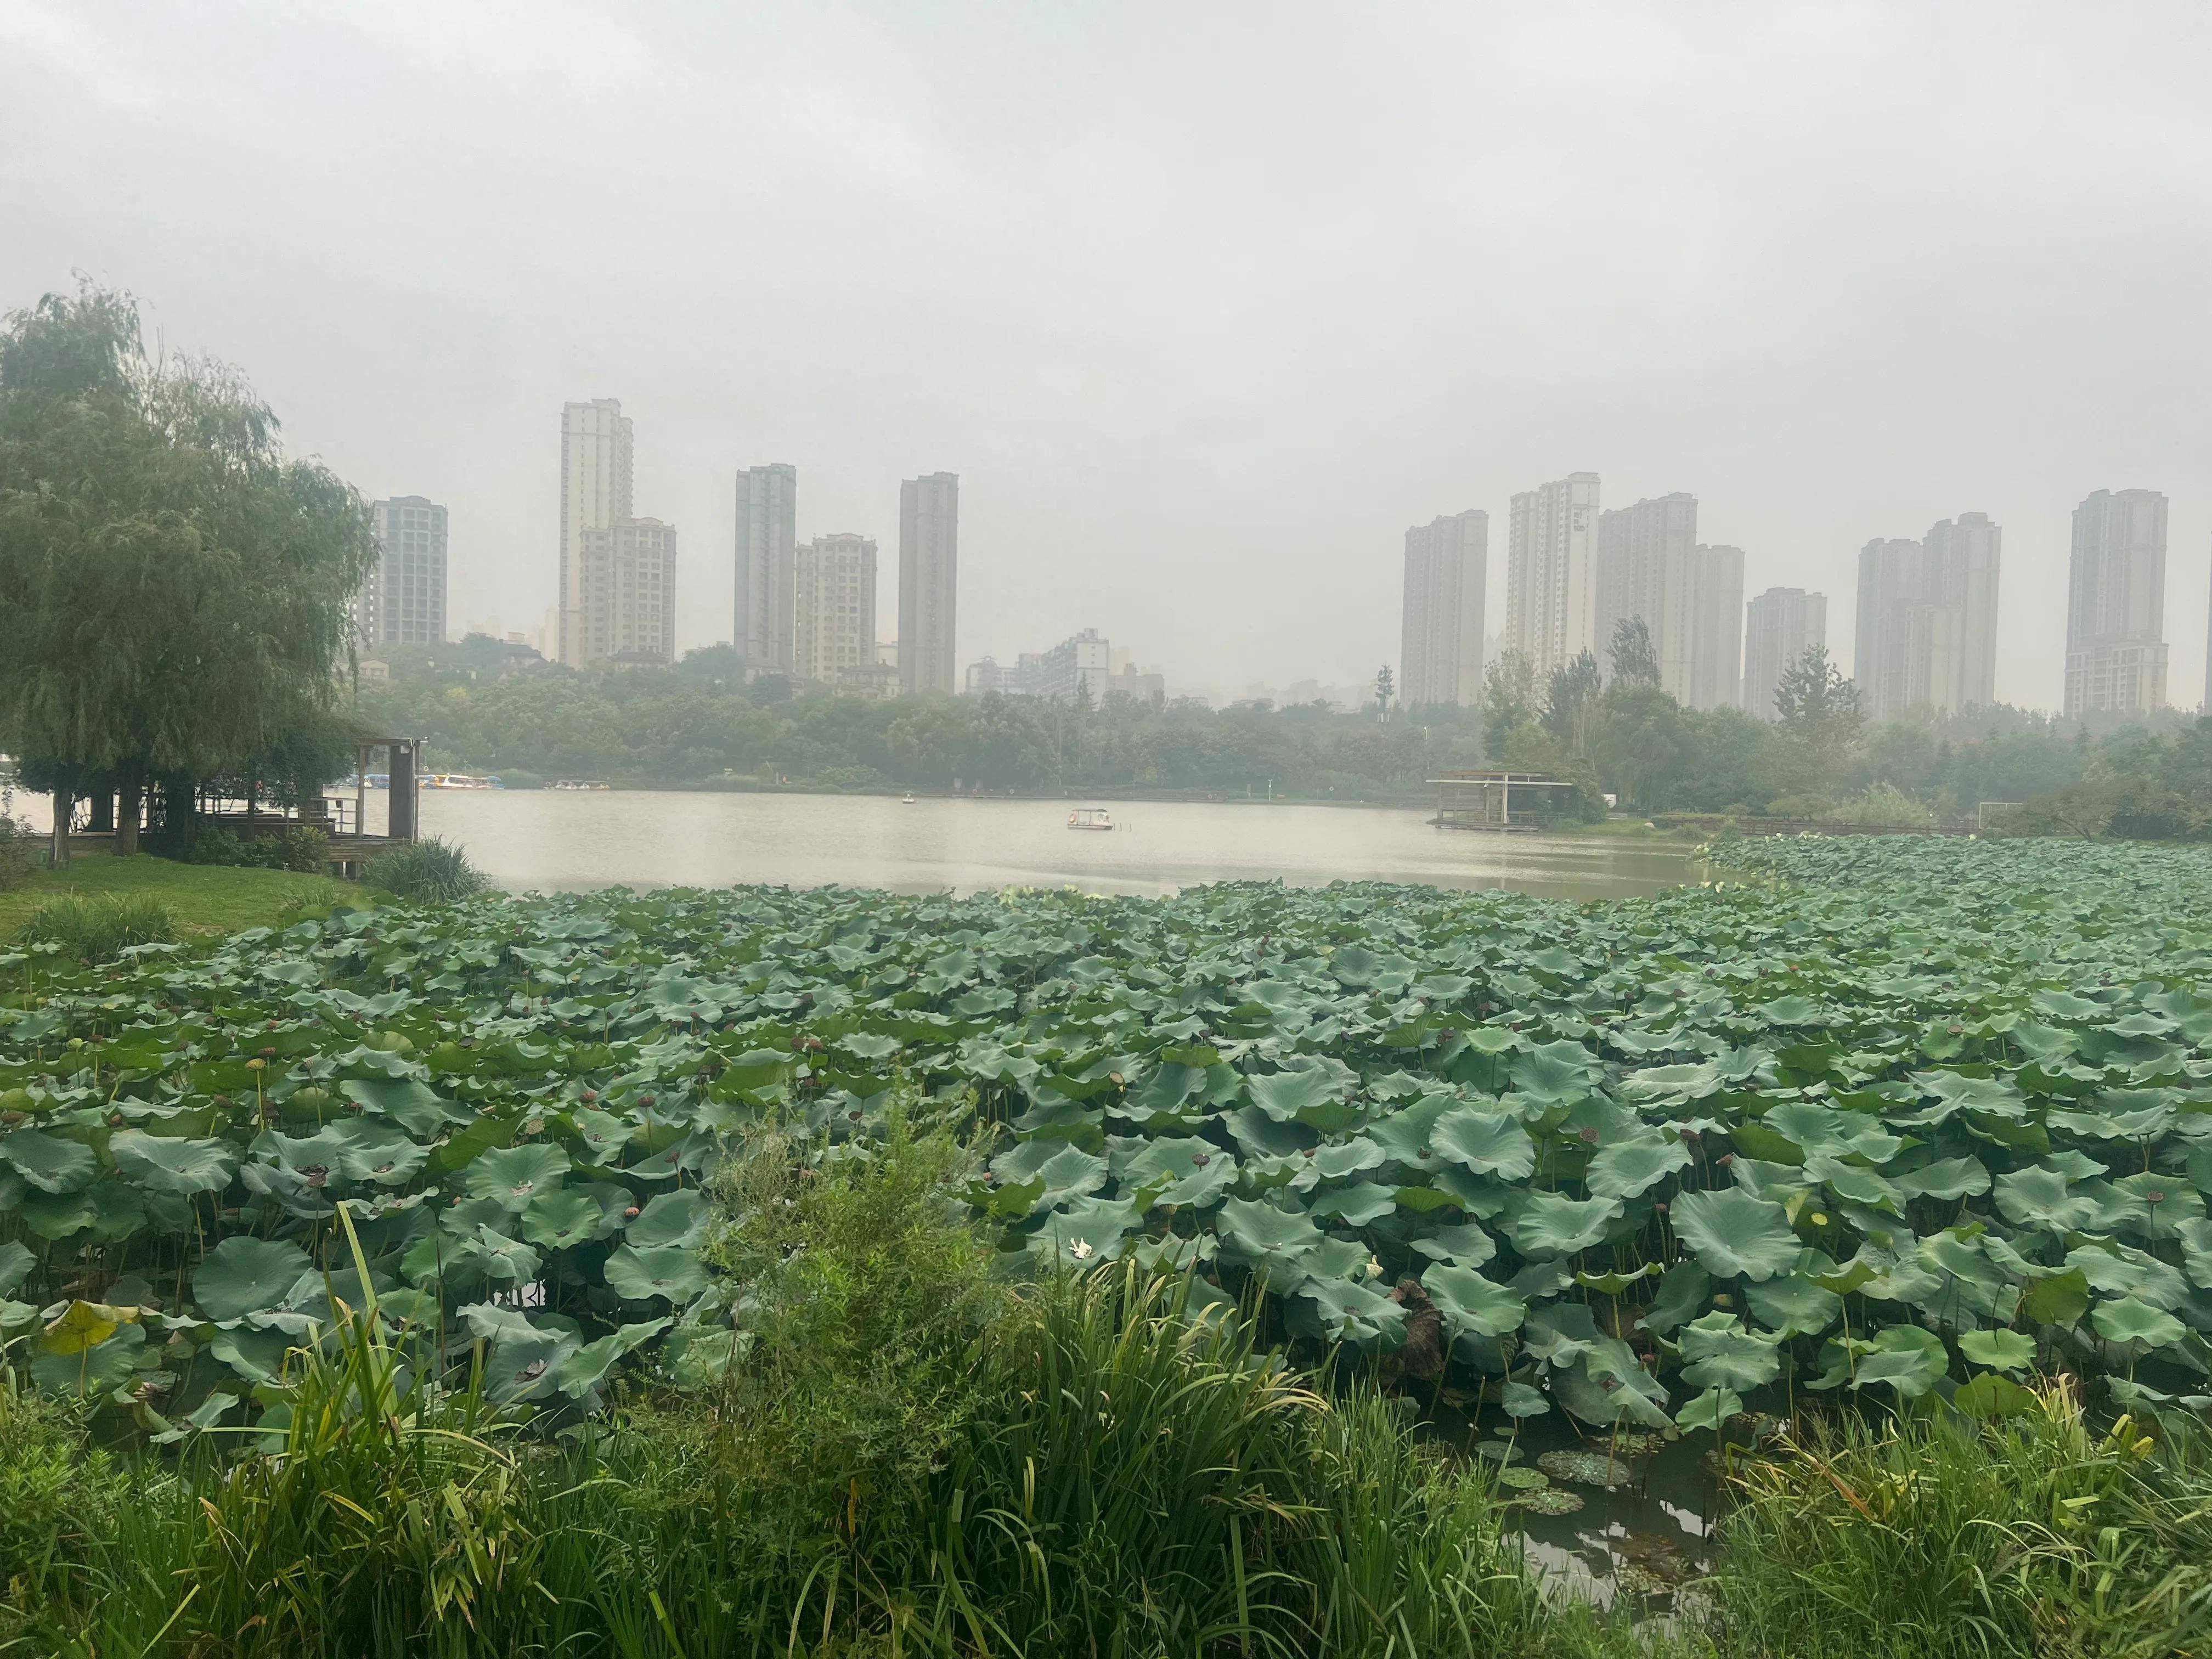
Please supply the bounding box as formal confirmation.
[377,792,1694,900]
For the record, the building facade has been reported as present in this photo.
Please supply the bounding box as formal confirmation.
[793,533,877,685]
[1741,586,1828,720]
[1853,515,2004,721]
[1688,544,1745,712]
[898,472,959,695]
[1398,510,1487,709]
[1594,493,1696,693]
[354,495,448,649]
[577,517,678,665]
[557,399,634,666]
[733,463,797,676]
[1506,472,1600,676]
[1027,629,1111,701]
[2066,489,2169,716]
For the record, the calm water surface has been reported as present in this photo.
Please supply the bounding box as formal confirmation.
[386,792,1691,900]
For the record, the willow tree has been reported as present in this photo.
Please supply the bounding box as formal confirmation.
[0,283,375,862]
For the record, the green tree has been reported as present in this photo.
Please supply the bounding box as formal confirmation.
[1767,645,1863,798]
[1480,650,1540,759]
[0,283,374,862]
[1542,649,1603,757]
[1609,617,1661,690]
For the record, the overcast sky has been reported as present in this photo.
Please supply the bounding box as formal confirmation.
[4,1,2208,709]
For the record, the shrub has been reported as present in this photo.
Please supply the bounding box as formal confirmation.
[0,1382,131,1648]
[362,837,492,902]
[186,823,332,872]
[16,894,176,962]
[1832,782,1938,828]
[0,814,34,891]
[1764,792,1838,819]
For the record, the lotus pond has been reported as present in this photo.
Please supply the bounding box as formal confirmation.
[6,834,2212,1459]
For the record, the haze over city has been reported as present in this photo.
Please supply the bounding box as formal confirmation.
[4,1,2208,708]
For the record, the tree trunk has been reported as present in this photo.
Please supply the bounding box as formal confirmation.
[49,788,71,868]
[117,774,143,856]
[88,791,114,833]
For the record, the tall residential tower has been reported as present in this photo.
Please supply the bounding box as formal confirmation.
[1505,472,1600,675]
[1741,587,1828,720]
[354,496,448,650]
[2066,489,2169,716]
[1399,510,1487,708]
[557,400,634,667]
[898,472,960,695]
[1852,514,2002,721]
[733,464,798,676]
[795,533,877,685]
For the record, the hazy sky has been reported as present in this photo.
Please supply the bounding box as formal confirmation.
[4,2,2208,709]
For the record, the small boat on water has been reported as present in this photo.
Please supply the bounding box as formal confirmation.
[549,779,612,792]
[1068,806,1114,831]
[901,793,917,804]
[419,772,500,790]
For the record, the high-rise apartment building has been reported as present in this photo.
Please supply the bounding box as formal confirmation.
[1506,472,1600,675]
[1853,515,2003,721]
[1688,544,1745,712]
[898,472,959,695]
[577,518,678,665]
[1594,493,1696,695]
[1741,587,1828,721]
[557,400,634,667]
[353,496,448,649]
[1398,510,1487,708]
[2066,489,2169,716]
[734,464,798,675]
[794,533,877,684]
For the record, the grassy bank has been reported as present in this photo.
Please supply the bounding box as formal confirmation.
[0,849,351,942]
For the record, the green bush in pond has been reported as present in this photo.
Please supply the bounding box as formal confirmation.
[361,836,490,901]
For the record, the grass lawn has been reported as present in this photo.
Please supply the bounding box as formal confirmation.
[1559,815,1706,840]
[0,850,355,943]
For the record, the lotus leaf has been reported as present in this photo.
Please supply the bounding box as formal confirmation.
[1671,1188,1800,1282]
[603,1244,708,1305]
[195,1237,315,1323]
[1,1128,95,1195]
[1586,1133,1692,1201]
[1423,1263,1526,1339]
[1673,1384,1741,1432]
[109,1131,238,1195]
[1956,1327,2036,1373]
[1850,1325,1950,1398]
[1677,1310,1784,1391]
[1429,1108,1536,1180]
[2091,1295,2187,1351]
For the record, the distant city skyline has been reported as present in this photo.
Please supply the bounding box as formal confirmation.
[353,495,448,651]
[1741,587,1827,722]
[1399,511,1486,709]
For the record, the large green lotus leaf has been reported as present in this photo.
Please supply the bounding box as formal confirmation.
[1410,1223,1497,1268]
[1011,1143,1109,1208]
[1909,1070,2029,1122]
[1309,1182,1398,1227]
[208,1324,297,1385]
[1307,1138,1383,1180]
[603,1244,708,1304]
[1621,1062,1724,1106]
[195,1237,315,1323]
[1807,1154,1906,1216]
[2096,1172,2204,1243]
[1216,1195,1325,1269]
[1368,1097,1458,1176]
[1726,1122,1807,1167]
[110,1131,238,1195]
[2065,1242,2187,1311]
[1423,1263,1526,1339]
[0,1240,32,1299]
[473,1224,542,1284]
[1121,1062,1208,1127]
[1957,1327,2037,1374]
[1554,1336,1671,1427]
[325,1118,430,1185]
[31,1320,145,1398]
[1891,1157,1991,1201]
[1429,1108,1536,1180]
[627,1189,709,1249]
[1586,1133,1691,1201]
[1953,1370,2037,1420]
[1640,1260,1712,1336]
[1508,1041,1603,1104]
[1674,1384,1742,1432]
[1907,1232,2016,1325]
[522,1188,610,1250]
[1507,1190,1621,1256]
[1110,1133,1234,1209]
[1678,1310,1784,1392]
[1745,1267,1841,1338]
[553,1317,671,1398]
[1850,1325,1949,1398]
[465,1144,573,1212]
[2091,1295,2187,1351]
[1672,1188,1799,1282]
[341,1077,466,1136]
[1297,1277,1406,1347]
[1760,1103,1902,1163]
[1245,1063,1361,1133]
[1754,996,1822,1026]
[1028,1194,1144,1265]
[1,1128,96,1194]
[1994,1167,2104,1234]
[2019,1267,2092,1328]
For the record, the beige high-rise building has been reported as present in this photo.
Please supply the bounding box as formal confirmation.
[734,464,797,675]
[354,496,448,649]
[1399,510,1487,708]
[1506,472,1600,675]
[1594,493,1696,695]
[2066,489,2168,716]
[1741,587,1828,721]
[795,533,877,685]
[898,472,959,695]
[1854,514,2003,721]
[578,518,678,665]
[1688,544,1745,712]
[557,399,634,666]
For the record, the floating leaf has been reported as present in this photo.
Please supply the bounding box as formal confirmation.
[1671,1188,1801,1283]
